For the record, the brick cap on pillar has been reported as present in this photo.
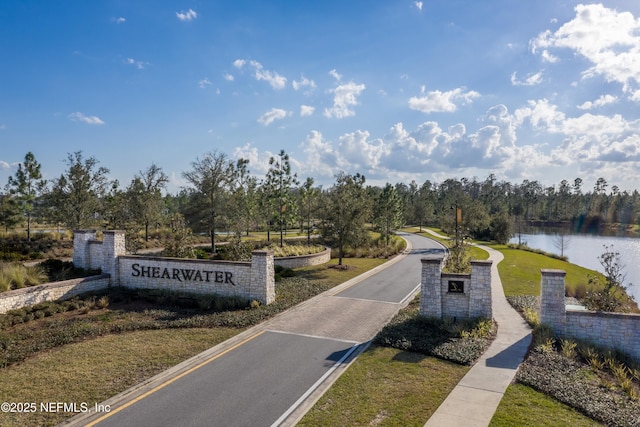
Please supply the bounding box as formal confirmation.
[470,259,493,266]
[103,230,125,235]
[541,269,566,276]
[421,255,444,264]
[251,250,274,256]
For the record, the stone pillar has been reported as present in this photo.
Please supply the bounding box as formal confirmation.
[469,260,493,319]
[73,230,97,269]
[420,255,444,318]
[251,250,275,305]
[540,269,567,335]
[102,231,126,286]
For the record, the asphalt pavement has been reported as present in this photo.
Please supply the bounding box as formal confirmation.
[62,232,445,427]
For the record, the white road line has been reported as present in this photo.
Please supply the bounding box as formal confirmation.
[270,343,361,427]
[265,329,361,345]
[398,282,421,306]
[329,295,401,304]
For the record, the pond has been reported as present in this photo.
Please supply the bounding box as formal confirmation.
[509,231,640,301]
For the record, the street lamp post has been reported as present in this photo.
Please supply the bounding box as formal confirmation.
[451,203,462,248]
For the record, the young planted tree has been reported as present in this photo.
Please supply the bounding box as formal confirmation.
[229,158,259,239]
[7,152,46,241]
[373,183,403,245]
[0,191,22,233]
[584,245,635,312]
[552,230,571,258]
[46,151,111,230]
[182,151,235,253]
[264,149,299,247]
[322,172,371,266]
[298,177,319,244]
[128,163,169,241]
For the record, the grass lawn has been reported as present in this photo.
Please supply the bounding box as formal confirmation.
[298,345,469,427]
[489,244,603,297]
[490,383,603,427]
[0,328,239,427]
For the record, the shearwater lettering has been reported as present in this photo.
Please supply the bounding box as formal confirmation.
[131,263,236,286]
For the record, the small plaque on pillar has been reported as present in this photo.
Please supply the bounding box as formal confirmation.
[448,280,464,293]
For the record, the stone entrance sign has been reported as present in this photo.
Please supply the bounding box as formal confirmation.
[420,255,493,320]
[73,230,275,304]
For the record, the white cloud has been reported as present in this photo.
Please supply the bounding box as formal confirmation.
[112,17,126,24]
[328,69,342,81]
[233,59,287,90]
[531,4,640,93]
[300,105,315,117]
[323,81,366,119]
[223,73,234,82]
[125,57,147,70]
[258,108,289,126]
[69,112,105,125]
[408,87,480,114]
[176,9,197,22]
[539,49,559,63]
[414,1,423,11]
[292,75,316,92]
[577,94,617,110]
[512,98,640,166]
[339,130,386,170]
[198,78,212,88]
[0,160,10,170]
[296,103,562,183]
[294,99,640,188]
[232,143,274,175]
[511,71,543,86]
[301,131,344,177]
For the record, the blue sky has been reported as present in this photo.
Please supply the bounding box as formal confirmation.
[2,1,640,193]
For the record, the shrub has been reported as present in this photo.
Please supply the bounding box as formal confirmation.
[560,339,577,359]
[0,263,47,290]
[274,265,296,281]
[328,235,406,259]
[96,296,110,309]
[375,298,496,365]
[517,344,640,425]
[217,240,254,261]
[444,241,471,273]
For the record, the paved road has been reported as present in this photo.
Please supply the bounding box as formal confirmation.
[64,232,444,427]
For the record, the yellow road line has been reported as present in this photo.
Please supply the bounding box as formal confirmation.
[86,330,265,426]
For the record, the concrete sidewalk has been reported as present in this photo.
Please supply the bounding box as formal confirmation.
[425,244,532,427]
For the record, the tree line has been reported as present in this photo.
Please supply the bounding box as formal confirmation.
[2,150,639,256]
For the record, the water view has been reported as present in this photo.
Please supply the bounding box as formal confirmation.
[509,232,640,301]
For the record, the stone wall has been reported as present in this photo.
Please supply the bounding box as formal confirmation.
[117,251,275,304]
[0,275,110,314]
[70,230,276,304]
[274,247,331,269]
[540,269,640,361]
[72,230,126,276]
[420,255,493,320]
